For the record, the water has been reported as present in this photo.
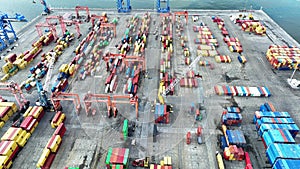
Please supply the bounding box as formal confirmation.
[1,0,300,43]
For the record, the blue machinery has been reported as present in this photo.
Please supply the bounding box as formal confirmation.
[157,0,170,13]
[116,0,170,13]
[0,13,27,52]
[33,0,51,14]
[117,0,132,13]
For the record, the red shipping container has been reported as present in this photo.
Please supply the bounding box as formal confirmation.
[26,119,37,132]
[41,153,56,169]
[52,111,62,124]
[54,123,66,138]
[20,116,34,130]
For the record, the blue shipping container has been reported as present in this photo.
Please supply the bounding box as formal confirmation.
[253,111,291,124]
[272,159,300,169]
[256,117,295,130]
[259,123,299,138]
[226,130,246,147]
[266,143,300,166]
[262,129,295,149]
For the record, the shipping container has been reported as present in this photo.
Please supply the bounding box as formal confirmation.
[266,143,300,166]
[253,111,290,124]
[256,117,295,130]
[259,123,299,138]
[272,159,300,169]
[262,129,295,149]
[226,130,246,147]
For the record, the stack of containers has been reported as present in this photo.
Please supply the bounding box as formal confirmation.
[266,144,300,167]
[23,33,74,90]
[122,119,128,140]
[221,125,245,161]
[37,123,66,169]
[265,45,300,70]
[197,45,219,57]
[214,85,271,97]
[0,106,44,167]
[258,123,299,138]
[253,103,300,168]
[262,129,295,149]
[215,55,231,63]
[224,37,243,53]
[51,111,66,128]
[194,25,218,47]
[179,70,198,88]
[256,117,295,130]
[1,31,56,82]
[2,32,54,82]
[253,111,291,124]
[240,21,266,35]
[105,148,129,169]
[154,104,169,124]
[0,102,17,128]
[272,159,300,169]
[221,111,242,126]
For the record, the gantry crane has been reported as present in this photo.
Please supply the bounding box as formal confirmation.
[0,81,28,110]
[91,14,107,28]
[0,13,27,52]
[60,19,81,38]
[157,0,170,13]
[33,0,51,14]
[102,53,145,70]
[35,22,58,41]
[45,15,81,38]
[75,6,90,22]
[117,0,132,13]
[173,11,188,25]
[51,91,81,114]
[83,93,139,119]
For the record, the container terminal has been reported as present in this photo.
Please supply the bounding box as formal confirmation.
[0,2,300,169]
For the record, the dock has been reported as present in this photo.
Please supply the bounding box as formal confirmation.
[0,8,300,169]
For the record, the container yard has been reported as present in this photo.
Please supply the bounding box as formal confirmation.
[0,6,300,169]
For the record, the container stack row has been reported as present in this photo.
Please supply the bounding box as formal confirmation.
[214,85,271,97]
[150,156,172,169]
[253,103,300,168]
[212,16,243,53]
[179,70,198,88]
[266,45,300,70]
[221,125,246,161]
[0,102,17,128]
[105,148,129,169]
[221,108,242,126]
[50,111,66,128]
[158,13,175,102]
[0,106,44,168]
[133,12,150,56]
[22,33,74,91]
[193,25,219,47]
[154,103,170,124]
[36,123,66,169]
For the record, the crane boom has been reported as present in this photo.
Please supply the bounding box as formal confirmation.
[161,55,201,97]
[43,54,55,93]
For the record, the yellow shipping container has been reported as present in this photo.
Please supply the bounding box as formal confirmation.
[23,106,33,118]
[0,114,9,123]
[0,121,4,128]
[16,131,31,147]
[0,156,9,169]
[0,102,17,113]
[1,127,23,141]
[37,148,51,168]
